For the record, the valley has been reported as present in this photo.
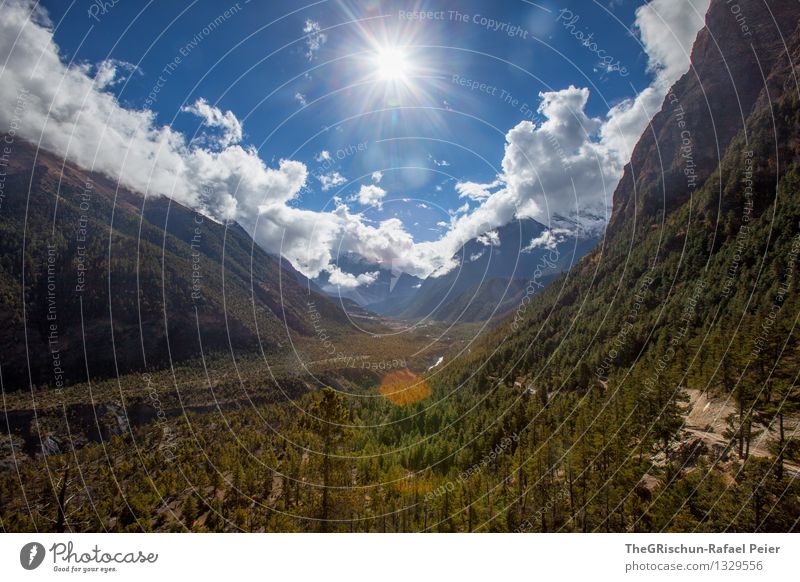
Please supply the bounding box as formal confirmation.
[1,0,800,535]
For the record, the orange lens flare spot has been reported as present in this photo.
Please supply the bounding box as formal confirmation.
[379,368,432,406]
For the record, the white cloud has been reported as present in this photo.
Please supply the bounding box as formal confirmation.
[456,179,503,201]
[430,156,450,167]
[181,97,243,148]
[523,228,570,252]
[355,184,386,208]
[294,92,308,107]
[499,86,616,235]
[0,0,711,285]
[601,0,710,161]
[303,20,327,61]
[314,150,332,163]
[477,230,501,247]
[326,265,379,289]
[371,170,383,183]
[317,172,347,191]
[636,0,709,84]
[0,0,279,221]
[403,0,710,275]
[93,59,141,89]
[451,202,470,216]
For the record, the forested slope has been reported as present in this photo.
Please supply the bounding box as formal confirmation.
[0,139,351,389]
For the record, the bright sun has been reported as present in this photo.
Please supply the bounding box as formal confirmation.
[375,47,409,81]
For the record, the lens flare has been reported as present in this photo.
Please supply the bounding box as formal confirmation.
[374,47,409,81]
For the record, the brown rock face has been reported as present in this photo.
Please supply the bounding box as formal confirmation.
[607,0,800,233]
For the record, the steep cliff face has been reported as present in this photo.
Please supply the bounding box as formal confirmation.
[608,0,800,233]
[442,0,800,394]
[411,3,800,532]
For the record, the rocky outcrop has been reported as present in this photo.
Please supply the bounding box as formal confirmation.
[608,0,800,233]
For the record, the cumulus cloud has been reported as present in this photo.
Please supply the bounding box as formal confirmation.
[93,59,141,89]
[600,0,710,161]
[182,97,243,148]
[0,0,711,286]
[0,0,282,222]
[317,171,347,191]
[303,20,327,61]
[394,0,710,276]
[326,266,379,289]
[371,170,383,183]
[636,0,709,83]
[499,86,616,235]
[456,179,503,201]
[294,92,308,107]
[523,228,571,252]
[355,185,386,208]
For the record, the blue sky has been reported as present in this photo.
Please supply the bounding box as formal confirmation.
[2,0,709,283]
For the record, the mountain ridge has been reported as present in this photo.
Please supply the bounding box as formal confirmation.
[0,138,353,389]
[608,0,800,234]
[371,219,597,322]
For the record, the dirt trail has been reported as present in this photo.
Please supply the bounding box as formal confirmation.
[684,389,800,476]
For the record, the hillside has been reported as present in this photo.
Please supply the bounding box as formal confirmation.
[423,0,800,530]
[0,139,353,389]
[450,0,800,405]
[1,0,799,534]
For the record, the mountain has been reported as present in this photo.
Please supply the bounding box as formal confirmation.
[3,0,800,534]
[0,139,350,390]
[448,0,800,409]
[423,0,800,529]
[372,219,597,321]
[311,251,422,307]
[455,0,800,374]
[608,0,800,234]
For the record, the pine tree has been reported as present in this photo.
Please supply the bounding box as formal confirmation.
[302,387,351,532]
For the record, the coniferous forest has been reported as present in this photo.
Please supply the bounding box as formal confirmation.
[1,0,800,535]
